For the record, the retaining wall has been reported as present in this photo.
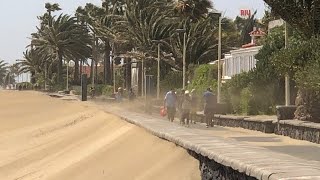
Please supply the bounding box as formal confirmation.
[188,150,257,180]
[275,120,320,144]
[197,113,320,144]
[195,113,275,133]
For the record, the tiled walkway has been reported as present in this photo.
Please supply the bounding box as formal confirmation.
[104,107,320,180]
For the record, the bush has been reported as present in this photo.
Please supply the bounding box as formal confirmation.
[85,84,114,96]
[223,72,251,114]
[160,71,183,93]
[188,64,218,95]
[16,82,33,90]
[51,83,65,92]
[71,86,81,95]
[240,87,255,115]
[102,85,114,96]
[224,71,279,115]
[71,84,114,97]
[222,27,290,115]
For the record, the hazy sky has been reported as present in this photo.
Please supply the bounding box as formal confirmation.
[0,0,266,64]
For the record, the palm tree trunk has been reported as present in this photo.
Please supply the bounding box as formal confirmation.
[104,42,111,85]
[57,51,63,84]
[295,88,320,122]
[80,60,83,83]
[123,66,126,89]
[74,60,80,85]
[48,63,52,81]
[138,62,142,95]
[103,57,106,84]
[90,60,94,84]
[95,60,98,84]
[31,71,36,84]
[125,58,132,90]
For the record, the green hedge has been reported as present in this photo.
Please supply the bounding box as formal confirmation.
[102,85,114,96]
[71,84,114,97]
[223,72,279,115]
[188,64,218,95]
[88,84,114,96]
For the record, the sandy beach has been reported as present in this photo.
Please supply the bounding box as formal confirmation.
[0,91,200,180]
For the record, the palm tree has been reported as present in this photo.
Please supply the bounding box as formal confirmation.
[97,2,126,85]
[0,60,8,86]
[8,63,20,82]
[17,49,47,84]
[76,2,127,85]
[45,3,61,26]
[32,14,91,86]
[174,0,213,21]
[76,4,107,85]
[124,0,177,63]
[172,0,213,63]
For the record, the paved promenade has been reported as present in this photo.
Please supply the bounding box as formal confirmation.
[104,106,320,180]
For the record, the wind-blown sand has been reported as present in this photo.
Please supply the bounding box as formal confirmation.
[0,91,200,180]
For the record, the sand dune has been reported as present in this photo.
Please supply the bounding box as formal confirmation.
[0,91,200,180]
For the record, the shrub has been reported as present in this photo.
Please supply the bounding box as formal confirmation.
[222,27,290,115]
[16,82,33,90]
[160,71,183,93]
[188,64,218,95]
[224,71,279,115]
[71,86,81,95]
[71,84,114,97]
[240,87,252,115]
[224,72,251,114]
[102,85,114,96]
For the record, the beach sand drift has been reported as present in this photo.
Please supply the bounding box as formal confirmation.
[0,91,200,180]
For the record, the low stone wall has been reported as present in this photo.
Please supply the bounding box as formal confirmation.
[188,150,257,180]
[196,114,275,134]
[275,120,320,144]
[276,105,297,120]
[211,115,320,144]
[148,104,320,144]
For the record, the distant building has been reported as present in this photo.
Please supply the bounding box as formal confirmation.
[210,27,266,81]
[222,46,262,80]
[81,64,104,77]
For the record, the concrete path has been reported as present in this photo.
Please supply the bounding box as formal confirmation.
[103,106,320,180]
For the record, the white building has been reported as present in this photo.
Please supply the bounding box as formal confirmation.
[222,46,262,80]
[218,27,266,80]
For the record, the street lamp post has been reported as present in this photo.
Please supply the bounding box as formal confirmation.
[152,40,174,99]
[217,15,222,103]
[151,40,162,99]
[111,52,116,93]
[157,43,160,99]
[176,29,187,89]
[211,11,223,103]
[141,58,144,97]
[44,61,47,91]
[183,31,186,89]
[92,59,95,88]
[66,60,69,91]
[113,61,116,92]
[285,22,291,106]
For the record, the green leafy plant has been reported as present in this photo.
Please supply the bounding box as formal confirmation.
[188,64,217,95]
